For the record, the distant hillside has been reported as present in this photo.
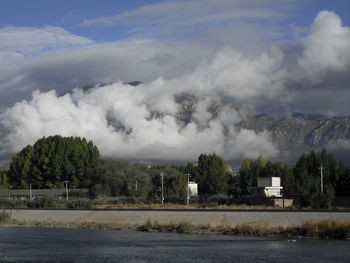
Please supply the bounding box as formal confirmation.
[175,94,350,164]
[0,90,349,168]
[239,114,350,163]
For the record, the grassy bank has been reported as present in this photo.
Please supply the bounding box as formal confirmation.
[3,218,350,239]
[0,197,292,210]
[0,210,10,225]
[137,219,350,239]
[94,203,287,210]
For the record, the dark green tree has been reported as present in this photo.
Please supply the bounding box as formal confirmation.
[179,162,200,182]
[336,162,350,196]
[197,153,228,195]
[294,150,337,208]
[7,135,100,189]
[227,172,241,197]
[237,157,269,194]
[85,159,156,199]
[0,169,10,188]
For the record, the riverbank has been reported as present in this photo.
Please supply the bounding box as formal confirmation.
[2,209,350,239]
[2,227,350,263]
[3,217,350,239]
[4,208,350,226]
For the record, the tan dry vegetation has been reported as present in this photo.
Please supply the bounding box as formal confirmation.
[3,217,350,239]
[94,203,287,210]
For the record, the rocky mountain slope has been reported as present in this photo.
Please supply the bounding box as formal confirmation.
[0,91,349,167]
[175,94,350,163]
[239,113,350,162]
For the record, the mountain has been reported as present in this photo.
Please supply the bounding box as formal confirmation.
[175,94,350,164]
[239,113,349,162]
[0,90,349,169]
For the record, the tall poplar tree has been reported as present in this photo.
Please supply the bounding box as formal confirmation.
[7,135,100,189]
[197,153,228,195]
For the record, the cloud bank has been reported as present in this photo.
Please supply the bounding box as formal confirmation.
[81,0,290,37]
[0,85,278,162]
[0,26,93,64]
[0,10,349,163]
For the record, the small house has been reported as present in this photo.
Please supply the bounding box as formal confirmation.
[250,177,283,197]
[188,182,198,196]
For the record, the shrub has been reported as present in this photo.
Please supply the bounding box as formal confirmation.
[67,199,92,209]
[0,210,10,224]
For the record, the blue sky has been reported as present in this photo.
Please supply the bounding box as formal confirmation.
[1,0,159,41]
[0,0,349,163]
[1,0,349,42]
[0,0,349,111]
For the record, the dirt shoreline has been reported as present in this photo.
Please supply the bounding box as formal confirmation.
[3,218,350,240]
[3,208,350,226]
[2,209,350,239]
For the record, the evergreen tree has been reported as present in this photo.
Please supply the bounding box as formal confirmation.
[7,135,100,189]
[294,150,337,208]
[0,169,10,188]
[197,153,228,195]
[237,156,269,194]
[179,162,200,182]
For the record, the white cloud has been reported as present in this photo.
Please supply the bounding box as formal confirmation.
[0,84,279,162]
[0,26,93,64]
[81,0,292,37]
[0,10,349,163]
[326,139,350,161]
[180,47,287,100]
[298,11,350,84]
[327,139,350,152]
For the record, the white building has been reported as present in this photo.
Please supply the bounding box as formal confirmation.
[250,177,283,197]
[188,182,198,196]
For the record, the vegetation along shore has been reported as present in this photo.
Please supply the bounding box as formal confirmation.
[1,135,349,209]
[1,211,350,240]
[1,135,350,240]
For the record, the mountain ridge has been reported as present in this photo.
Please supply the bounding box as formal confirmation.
[175,94,350,164]
[0,86,349,168]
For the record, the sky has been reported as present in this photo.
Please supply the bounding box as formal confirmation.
[0,0,349,164]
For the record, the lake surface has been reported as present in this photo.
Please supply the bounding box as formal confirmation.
[0,227,349,263]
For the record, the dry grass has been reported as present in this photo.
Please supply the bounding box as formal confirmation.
[0,210,10,224]
[137,218,198,233]
[94,203,284,210]
[301,219,350,239]
[137,218,350,239]
[3,216,349,239]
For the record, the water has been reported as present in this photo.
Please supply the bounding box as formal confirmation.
[0,227,349,263]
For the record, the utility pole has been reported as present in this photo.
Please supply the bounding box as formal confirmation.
[63,180,69,200]
[187,173,190,206]
[319,165,324,193]
[29,183,32,201]
[135,180,138,193]
[160,172,164,205]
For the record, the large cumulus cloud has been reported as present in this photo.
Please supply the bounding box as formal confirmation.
[0,84,278,162]
[297,11,350,84]
[0,10,349,163]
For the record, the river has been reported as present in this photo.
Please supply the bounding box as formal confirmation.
[0,227,349,262]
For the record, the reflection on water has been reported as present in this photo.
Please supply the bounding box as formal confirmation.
[0,227,349,262]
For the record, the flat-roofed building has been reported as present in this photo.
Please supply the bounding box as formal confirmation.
[188,182,198,196]
[250,177,283,197]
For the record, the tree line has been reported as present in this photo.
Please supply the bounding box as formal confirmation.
[1,135,349,207]
[0,135,100,189]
